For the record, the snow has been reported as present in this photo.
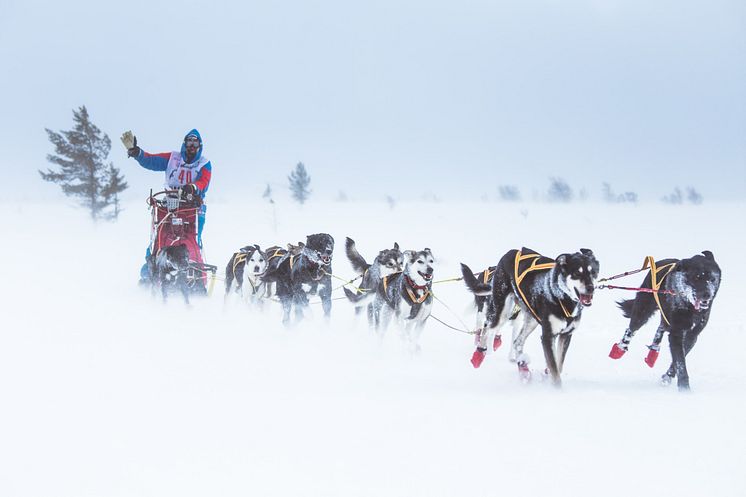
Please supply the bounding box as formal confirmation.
[1,199,745,496]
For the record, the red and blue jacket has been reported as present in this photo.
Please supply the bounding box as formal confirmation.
[134,128,212,198]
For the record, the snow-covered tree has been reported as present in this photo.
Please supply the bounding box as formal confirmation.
[687,187,703,205]
[547,177,573,203]
[498,185,521,202]
[288,162,311,204]
[263,183,274,204]
[662,187,684,204]
[40,106,127,220]
[603,182,638,204]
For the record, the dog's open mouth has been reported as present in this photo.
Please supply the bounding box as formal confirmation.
[419,271,433,281]
[578,292,594,306]
[694,298,710,311]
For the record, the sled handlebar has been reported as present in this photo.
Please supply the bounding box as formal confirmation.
[147,189,201,209]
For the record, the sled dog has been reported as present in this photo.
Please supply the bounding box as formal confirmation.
[461,247,599,386]
[224,244,270,305]
[343,237,403,326]
[609,251,721,390]
[374,248,435,353]
[153,244,192,304]
[262,233,335,324]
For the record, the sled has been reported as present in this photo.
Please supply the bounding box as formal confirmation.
[146,189,217,293]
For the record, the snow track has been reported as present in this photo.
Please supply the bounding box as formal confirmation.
[1,201,744,497]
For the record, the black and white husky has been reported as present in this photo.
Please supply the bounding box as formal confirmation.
[224,244,270,305]
[374,249,435,353]
[262,234,335,324]
[343,237,403,326]
[153,244,192,304]
[461,247,599,386]
[609,251,721,391]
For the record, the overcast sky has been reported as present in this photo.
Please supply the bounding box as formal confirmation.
[2,0,744,203]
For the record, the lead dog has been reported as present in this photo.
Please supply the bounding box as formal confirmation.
[374,249,435,353]
[224,244,270,305]
[343,237,403,326]
[461,247,599,386]
[609,251,721,390]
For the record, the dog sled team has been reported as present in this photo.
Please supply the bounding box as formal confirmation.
[221,235,720,391]
[121,129,722,392]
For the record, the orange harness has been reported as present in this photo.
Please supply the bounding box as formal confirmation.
[267,248,285,260]
[641,256,677,326]
[382,272,430,305]
[231,252,247,278]
[513,249,572,323]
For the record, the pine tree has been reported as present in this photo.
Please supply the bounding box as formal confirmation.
[40,106,128,220]
[547,177,573,203]
[288,162,311,204]
[101,164,128,220]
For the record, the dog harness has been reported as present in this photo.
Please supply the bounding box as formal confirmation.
[514,248,572,323]
[232,252,248,275]
[381,272,431,309]
[267,248,286,261]
[640,256,677,326]
[482,267,495,284]
[404,275,431,304]
[382,273,397,293]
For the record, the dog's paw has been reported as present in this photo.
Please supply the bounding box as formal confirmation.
[517,361,532,383]
[609,342,627,360]
[644,347,659,368]
[471,348,487,369]
[660,374,673,387]
[514,352,530,364]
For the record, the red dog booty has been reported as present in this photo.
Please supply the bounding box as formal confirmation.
[471,349,486,369]
[493,335,502,351]
[609,342,627,359]
[644,348,659,368]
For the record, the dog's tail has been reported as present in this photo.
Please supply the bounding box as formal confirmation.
[461,263,492,296]
[616,299,635,318]
[617,294,658,326]
[346,237,370,274]
[343,286,376,306]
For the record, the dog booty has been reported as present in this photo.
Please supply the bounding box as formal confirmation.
[471,348,486,369]
[609,342,627,359]
[644,348,659,368]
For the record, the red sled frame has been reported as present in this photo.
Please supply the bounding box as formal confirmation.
[147,189,216,290]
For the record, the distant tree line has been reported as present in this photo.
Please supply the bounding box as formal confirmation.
[603,182,638,204]
[662,187,703,205]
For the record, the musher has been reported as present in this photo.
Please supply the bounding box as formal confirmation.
[120,129,213,281]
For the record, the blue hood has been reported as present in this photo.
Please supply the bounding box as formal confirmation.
[181,128,203,163]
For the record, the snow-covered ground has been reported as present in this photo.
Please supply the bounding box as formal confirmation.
[1,199,745,497]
